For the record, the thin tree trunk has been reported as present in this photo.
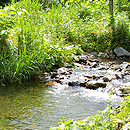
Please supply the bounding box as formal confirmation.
[109,0,113,15]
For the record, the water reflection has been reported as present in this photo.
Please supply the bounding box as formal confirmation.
[0,79,123,130]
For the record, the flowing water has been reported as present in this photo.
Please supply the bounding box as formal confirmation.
[1,56,129,130]
[0,79,124,130]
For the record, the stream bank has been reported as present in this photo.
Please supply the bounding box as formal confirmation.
[0,51,129,130]
[42,50,130,97]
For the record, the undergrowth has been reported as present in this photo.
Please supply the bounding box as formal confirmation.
[0,0,130,86]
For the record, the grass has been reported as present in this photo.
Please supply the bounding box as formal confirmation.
[0,0,130,86]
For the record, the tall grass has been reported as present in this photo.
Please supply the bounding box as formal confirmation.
[0,0,130,86]
[0,0,77,85]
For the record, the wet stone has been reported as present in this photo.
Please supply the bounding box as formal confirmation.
[78,78,88,87]
[91,62,99,68]
[64,63,73,68]
[115,72,124,79]
[97,52,105,57]
[108,61,116,67]
[74,63,83,67]
[86,61,99,68]
[93,74,102,79]
[97,65,108,70]
[46,52,130,96]
[51,72,58,79]
[124,71,130,75]
[77,55,88,64]
[79,81,86,87]
[103,76,113,82]
[57,67,68,74]
[88,59,100,63]
[119,82,130,95]
[54,79,63,84]
[68,80,79,86]
[110,64,120,70]
[120,62,130,68]
[83,74,93,79]
[85,80,106,89]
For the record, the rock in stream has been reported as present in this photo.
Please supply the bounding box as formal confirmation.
[41,52,130,97]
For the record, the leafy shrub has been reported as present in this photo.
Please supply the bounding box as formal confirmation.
[39,0,61,9]
[78,5,91,21]
[111,12,130,51]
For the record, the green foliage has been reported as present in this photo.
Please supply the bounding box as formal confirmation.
[0,0,11,6]
[0,6,16,48]
[111,12,130,51]
[60,0,130,52]
[0,0,78,85]
[0,0,130,86]
[39,0,61,9]
[51,96,130,130]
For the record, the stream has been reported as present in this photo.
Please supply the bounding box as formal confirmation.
[0,55,129,130]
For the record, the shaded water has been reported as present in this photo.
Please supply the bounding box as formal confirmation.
[0,78,123,130]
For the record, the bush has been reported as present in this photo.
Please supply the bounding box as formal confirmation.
[111,12,130,51]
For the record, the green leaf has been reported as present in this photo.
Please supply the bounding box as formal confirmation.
[0,13,7,16]
[64,119,73,125]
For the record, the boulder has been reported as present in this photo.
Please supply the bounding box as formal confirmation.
[85,80,106,89]
[78,77,88,87]
[51,72,58,78]
[57,67,68,74]
[83,74,93,79]
[120,62,130,70]
[115,72,124,79]
[119,82,130,95]
[93,74,102,79]
[103,76,113,82]
[77,55,88,64]
[64,63,73,68]
[114,47,130,57]
[68,80,78,86]
[110,64,120,70]
[86,61,99,68]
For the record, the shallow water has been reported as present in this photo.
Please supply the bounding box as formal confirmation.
[0,78,124,130]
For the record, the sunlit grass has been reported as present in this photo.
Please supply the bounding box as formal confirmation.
[0,0,130,85]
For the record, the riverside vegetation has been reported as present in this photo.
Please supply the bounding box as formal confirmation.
[51,96,130,130]
[0,0,130,129]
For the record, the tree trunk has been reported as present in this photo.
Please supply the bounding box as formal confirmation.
[109,0,113,15]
